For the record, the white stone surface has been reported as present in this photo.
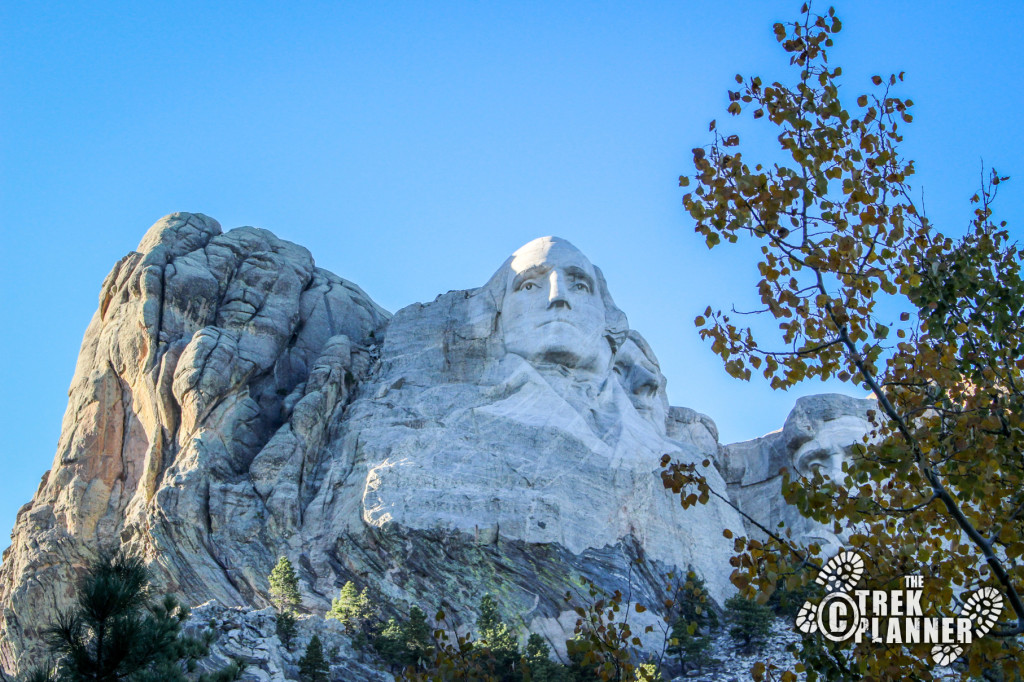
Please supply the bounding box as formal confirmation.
[306,236,745,607]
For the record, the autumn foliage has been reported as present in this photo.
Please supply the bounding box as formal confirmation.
[671,3,1024,679]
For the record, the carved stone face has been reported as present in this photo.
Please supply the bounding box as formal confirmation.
[500,237,611,372]
[790,415,871,480]
[614,336,667,429]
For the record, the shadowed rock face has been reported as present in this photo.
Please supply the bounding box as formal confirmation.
[0,217,868,672]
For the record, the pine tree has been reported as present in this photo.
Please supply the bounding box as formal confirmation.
[673,572,718,631]
[372,609,433,673]
[667,620,712,673]
[42,551,235,682]
[268,556,301,651]
[475,594,519,681]
[326,581,372,633]
[298,634,330,682]
[401,606,433,671]
[276,610,297,650]
[373,617,406,670]
[476,594,502,634]
[268,556,301,614]
[666,572,716,672]
[523,633,568,682]
[723,594,771,653]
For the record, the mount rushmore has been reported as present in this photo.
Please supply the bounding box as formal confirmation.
[0,213,875,671]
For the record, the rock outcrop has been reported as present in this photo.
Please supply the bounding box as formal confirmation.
[0,214,389,670]
[0,216,872,676]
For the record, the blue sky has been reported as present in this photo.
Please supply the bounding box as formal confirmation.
[2,1,1022,554]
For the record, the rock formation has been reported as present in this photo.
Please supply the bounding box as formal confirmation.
[0,215,872,674]
[0,213,389,670]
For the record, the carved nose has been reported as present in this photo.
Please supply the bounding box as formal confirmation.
[547,271,571,310]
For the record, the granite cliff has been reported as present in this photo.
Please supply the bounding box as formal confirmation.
[0,214,874,676]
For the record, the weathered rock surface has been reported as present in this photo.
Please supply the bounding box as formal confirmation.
[0,213,389,670]
[0,217,873,677]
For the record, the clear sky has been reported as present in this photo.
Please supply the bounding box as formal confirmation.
[2,1,1022,555]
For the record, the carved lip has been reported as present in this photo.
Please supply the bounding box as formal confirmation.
[536,317,584,329]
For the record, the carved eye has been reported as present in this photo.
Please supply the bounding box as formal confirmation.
[797,448,832,476]
[520,281,538,291]
[573,282,590,292]
[636,383,657,397]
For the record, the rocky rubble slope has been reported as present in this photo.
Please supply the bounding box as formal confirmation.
[187,602,392,682]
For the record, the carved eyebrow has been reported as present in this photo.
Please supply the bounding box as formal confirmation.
[564,266,594,291]
[511,264,550,292]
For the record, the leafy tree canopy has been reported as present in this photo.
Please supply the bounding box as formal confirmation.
[666,2,1024,678]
